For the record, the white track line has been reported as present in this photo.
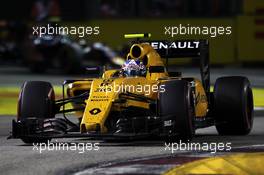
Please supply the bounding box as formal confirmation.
[232,144,264,149]
[75,164,177,175]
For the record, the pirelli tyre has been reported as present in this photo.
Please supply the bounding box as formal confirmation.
[214,76,254,135]
[158,80,195,141]
[18,81,55,143]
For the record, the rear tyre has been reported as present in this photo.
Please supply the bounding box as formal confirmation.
[214,76,254,135]
[158,80,195,141]
[18,81,55,144]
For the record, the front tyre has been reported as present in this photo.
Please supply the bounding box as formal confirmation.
[18,81,55,144]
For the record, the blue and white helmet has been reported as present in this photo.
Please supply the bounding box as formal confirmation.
[122,59,146,76]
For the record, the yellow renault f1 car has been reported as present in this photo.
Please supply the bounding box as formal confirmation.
[10,34,254,144]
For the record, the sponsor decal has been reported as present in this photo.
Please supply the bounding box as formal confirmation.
[149,41,200,50]
[89,108,102,115]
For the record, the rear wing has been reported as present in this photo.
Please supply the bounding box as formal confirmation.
[147,40,210,102]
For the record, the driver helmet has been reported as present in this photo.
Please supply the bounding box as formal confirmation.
[122,59,146,77]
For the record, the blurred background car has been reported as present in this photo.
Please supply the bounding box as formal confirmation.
[0,20,123,74]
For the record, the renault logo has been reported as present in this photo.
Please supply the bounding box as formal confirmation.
[89,108,101,115]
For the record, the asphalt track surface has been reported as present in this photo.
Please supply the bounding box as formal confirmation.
[0,66,264,175]
[1,115,264,175]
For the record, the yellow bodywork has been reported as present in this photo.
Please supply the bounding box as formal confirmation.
[67,42,208,133]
